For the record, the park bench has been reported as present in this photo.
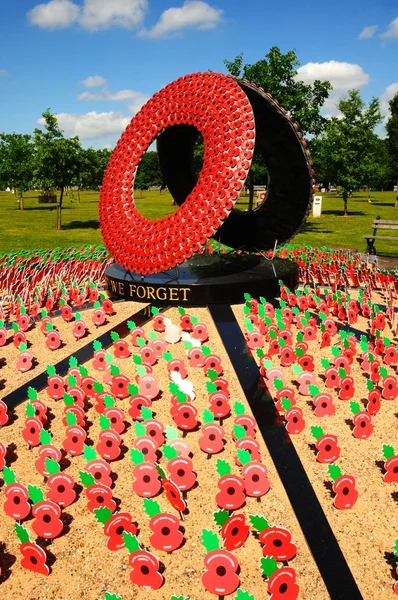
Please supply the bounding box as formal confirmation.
[364,216,398,254]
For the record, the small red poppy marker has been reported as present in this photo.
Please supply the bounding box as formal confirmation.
[46,365,64,400]
[308,385,336,417]
[311,427,341,463]
[131,449,162,498]
[250,515,297,561]
[123,532,164,589]
[22,404,43,447]
[16,523,49,576]
[17,342,34,372]
[3,468,31,520]
[366,379,381,415]
[328,464,358,510]
[214,510,249,551]
[29,485,63,539]
[281,399,305,435]
[215,459,245,510]
[199,409,225,456]
[238,449,270,498]
[233,402,257,438]
[260,556,300,600]
[94,506,137,551]
[92,301,106,327]
[63,411,86,455]
[382,445,398,483]
[73,312,86,340]
[144,498,184,552]
[96,414,122,461]
[350,401,373,439]
[156,463,187,516]
[0,398,9,426]
[201,529,240,597]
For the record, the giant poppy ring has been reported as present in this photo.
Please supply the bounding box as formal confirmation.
[99,72,313,275]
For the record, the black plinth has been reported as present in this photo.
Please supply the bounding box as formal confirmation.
[104,254,298,306]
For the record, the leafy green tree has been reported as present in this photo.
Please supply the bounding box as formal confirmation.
[33,110,82,229]
[135,151,163,190]
[386,92,398,206]
[224,47,332,137]
[0,133,34,210]
[311,90,382,215]
[79,147,112,190]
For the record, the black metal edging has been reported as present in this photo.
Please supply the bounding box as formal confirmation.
[208,304,363,600]
[3,304,170,410]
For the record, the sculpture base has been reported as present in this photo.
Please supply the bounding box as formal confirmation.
[104,254,298,306]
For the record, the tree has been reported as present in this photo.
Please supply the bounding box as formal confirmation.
[311,90,382,215]
[135,151,163,190]
[0,133,34,210]
[79,147,112,190]
[33,110,82,230]
[386,92,398,206]
[224,47,332,137]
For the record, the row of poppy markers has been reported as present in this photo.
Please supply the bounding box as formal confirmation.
[0,294,117,372]
[241,286,398,594]
[0,241,397,327]
[0,309,300,598]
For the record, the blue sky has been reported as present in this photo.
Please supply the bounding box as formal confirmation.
[0,0,397,148]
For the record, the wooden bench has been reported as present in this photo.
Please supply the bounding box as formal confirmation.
[364,216,398,254]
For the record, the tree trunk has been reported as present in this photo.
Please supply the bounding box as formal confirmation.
[395,177,398,208]
[367,187,371,200]
[77,187,81,203]
[56,186,64,230]
[342,190,348,216]
[18,191,24,210]
[248,171,254,212]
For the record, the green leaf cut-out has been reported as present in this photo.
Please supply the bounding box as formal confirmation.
[15,522,30,544]
[213,509,229,527]
[311,426,324,440]
[328,464,342,481]
[26,403,35,417]
[143,498,161,518]
[123,532,140,553]
[237,449,251,465]
[130,448,145,466]
[94,506,113,525]
[201,529,219,552]
[39,429,52,445]
[216,459,230,477]
[382,444,395,460]
[249,514,269,532]
[28,485,44,504]
[3,466,16,485]
[45,457,60,474]
[260,556,278,578]
[79,470,95,488]
[234,402,245,416]
[162,444,178,460]
[83,444,97,462]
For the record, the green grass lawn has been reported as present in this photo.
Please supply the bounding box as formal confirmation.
[0,188,397,256]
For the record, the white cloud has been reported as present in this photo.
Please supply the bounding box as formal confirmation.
[28,0,79,29]
[381,17,398,39]
[140,0,223,38]
[296,60,369,90]
[77,88,149,112]
[381,82,398,118]
[358,25,378,39]
[37,111,131,140]
[28,0,147,30]
[296,60,370,118]
[0,69,7,77]
[82,75,107,88]
[80,0,148,30]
